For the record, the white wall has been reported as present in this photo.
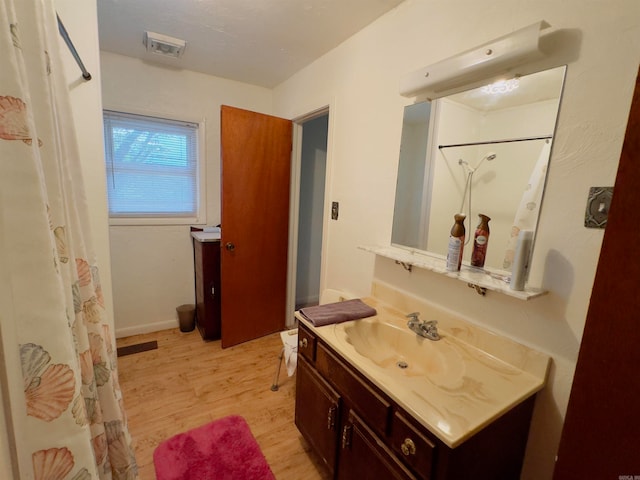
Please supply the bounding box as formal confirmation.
[273,1,640,478]
[100,52,273,337]
[56,0,114,324]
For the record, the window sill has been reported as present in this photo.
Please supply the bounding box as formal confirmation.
[109,216,204,227]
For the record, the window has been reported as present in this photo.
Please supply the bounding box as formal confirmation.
[103,110,203,223]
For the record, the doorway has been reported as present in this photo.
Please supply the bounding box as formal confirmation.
[292,111,329,313]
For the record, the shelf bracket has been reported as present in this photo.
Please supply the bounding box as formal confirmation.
[468,283,487,296]
[395,261,413,272]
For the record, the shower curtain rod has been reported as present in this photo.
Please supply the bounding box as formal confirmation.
[57,13,92,81]
[438,135,552,150]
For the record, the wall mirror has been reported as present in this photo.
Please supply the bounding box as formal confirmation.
[391,65,566,274]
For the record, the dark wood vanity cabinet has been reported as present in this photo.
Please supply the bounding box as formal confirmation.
[338,410,417,480]
[295,357,340,475]
[295,322,536,480]
[295,324,427,480]
[192,237,221,340]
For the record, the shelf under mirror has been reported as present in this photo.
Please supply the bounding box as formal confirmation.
[360,245,547,301]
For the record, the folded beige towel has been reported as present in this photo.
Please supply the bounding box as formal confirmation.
[299,299,376,327]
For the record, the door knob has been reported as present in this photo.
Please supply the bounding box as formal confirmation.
[225,242,235,251]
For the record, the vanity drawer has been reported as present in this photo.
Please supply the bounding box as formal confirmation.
[316,343,391,439]
[390,412,436,479]
[297,325,317,363]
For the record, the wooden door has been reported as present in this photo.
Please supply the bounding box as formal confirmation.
[220,106,292,347]
[553,69,640,477]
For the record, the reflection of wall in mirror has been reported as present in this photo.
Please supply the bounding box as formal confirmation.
[426,98,558,271]
[392,103,430,248]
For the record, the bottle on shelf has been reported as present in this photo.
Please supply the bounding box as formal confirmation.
[510,230,533,291]
[471,214,491,268]
[446,213,466,272]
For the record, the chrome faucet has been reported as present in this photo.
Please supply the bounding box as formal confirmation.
[406,312,440,341]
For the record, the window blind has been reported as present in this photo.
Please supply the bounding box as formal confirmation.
[103,110,199,218]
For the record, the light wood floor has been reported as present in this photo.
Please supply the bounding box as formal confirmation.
[116,328,330,480]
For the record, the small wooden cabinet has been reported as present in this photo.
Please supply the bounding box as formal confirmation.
[192,234,221,340]
[295,322,536,480]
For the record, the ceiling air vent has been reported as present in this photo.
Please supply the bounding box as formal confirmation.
[143,31,186,58]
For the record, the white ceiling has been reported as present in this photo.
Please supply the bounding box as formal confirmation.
[97,0,405,88]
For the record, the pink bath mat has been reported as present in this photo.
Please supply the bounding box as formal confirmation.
[153,415,276,480]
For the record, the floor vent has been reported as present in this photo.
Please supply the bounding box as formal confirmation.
[117,340,158,357]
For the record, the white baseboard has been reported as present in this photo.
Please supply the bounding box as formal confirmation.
[115,318,178,339]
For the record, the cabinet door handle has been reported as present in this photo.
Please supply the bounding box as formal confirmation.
[299,338,308,348]
[327,405,337,430]
[401,438,416,456]
[341,424,352,449]
[225,242,235,251]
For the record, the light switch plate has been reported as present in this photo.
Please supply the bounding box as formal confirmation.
[584,186,613,228]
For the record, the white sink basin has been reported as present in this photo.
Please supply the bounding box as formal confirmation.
[341,318,465,388]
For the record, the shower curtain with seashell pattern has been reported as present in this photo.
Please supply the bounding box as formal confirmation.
[0,1,137,479]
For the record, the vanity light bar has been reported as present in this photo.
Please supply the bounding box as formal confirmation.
[399,21,550,99]
[481,78,520,95]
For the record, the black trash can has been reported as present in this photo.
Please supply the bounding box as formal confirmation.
[176,304,196,332]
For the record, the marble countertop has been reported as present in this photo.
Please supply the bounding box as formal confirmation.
[191,231,221,242]
[296,287,550,448]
